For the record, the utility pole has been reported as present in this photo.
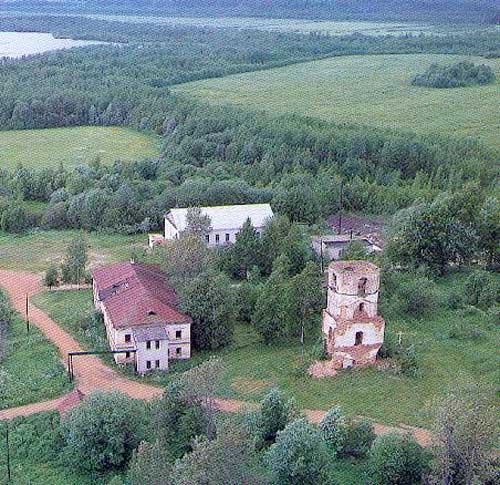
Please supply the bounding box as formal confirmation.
[25,294,30,333]
[338,180,344,235]
[5,421,11,483]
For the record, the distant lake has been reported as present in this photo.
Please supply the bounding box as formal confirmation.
[0,32,105,58]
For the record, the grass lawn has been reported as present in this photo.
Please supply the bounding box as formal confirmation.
[0,126,161,170]
[32,271,499,428]
[175,53,500,149]
[0,310,71,410]
[0,230,146,273]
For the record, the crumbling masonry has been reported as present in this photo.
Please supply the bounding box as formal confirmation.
[322,261,385,368]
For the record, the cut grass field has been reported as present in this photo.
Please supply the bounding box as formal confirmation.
[175,53,500,149]
[0,309,71,410]
[33,271,499,428]
[0,126,161,170]
[0,230,145,273]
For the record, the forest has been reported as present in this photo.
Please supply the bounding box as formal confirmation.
[4,0,500,24]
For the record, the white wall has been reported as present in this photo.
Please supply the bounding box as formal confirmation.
[136,339,169,373]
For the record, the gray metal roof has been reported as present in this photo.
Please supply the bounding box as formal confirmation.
[166,204,273,233]
[133,326,169,342]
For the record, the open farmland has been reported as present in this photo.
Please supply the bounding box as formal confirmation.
[175,53,500,148]
[0,126,161,170]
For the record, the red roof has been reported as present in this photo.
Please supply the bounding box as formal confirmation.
[92,262,192,329]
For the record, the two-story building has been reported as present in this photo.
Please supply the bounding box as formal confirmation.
[163,203,274,247]
[92,261,192,373]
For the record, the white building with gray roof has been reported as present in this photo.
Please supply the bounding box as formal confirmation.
[164,203,273,247]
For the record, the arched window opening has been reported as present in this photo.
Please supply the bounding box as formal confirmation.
[148,310,157,316]
[358,278,367,297]
[359,302,365,313]
[331,273,337,291]
[355,331,363,346]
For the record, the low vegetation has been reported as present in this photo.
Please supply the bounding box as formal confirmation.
[0,290,70,410]
[412,60,496,88]
[0,126,160,170]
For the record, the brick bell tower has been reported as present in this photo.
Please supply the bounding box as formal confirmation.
[322,260,385,369]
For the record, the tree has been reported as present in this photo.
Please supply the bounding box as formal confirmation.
[252,255,290,344]
[340,419,376,458]
[154,381,208,460]
[161,234,214,287]
[477,196,499,266]
[177,358,225,440]
[340,240,370,260]
[463,270,499,308]
[183,207,212,238]
[429,383,497,485]
[128,441,172,485]
[368,432,428,485]
[254,388,298,448]
[261,215,293,274]
[319,406,348,455]
[61,232,88,284]
[224,218,262,279]
[171,424,264,485]
[62,391,147,473]
[287,262,323,346]
[0,202,29,233]
[179,272,236,351]
[43,264,59,289]
[386,195,478,274]
[265,418,330,485]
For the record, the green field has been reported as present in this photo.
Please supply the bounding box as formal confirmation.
[33,271,499,428]
[0,230,146,272]
[0,126,161,170]
[0,309,71,410]
[176,53,500,148]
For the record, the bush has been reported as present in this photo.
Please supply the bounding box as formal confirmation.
[266,419,330,485]
[62,391,147,473]
[319,406,347,455]
[340,419,376,458]
[412,61,496,88]
[395,276,439,318]
[368,432,428,485]
[43,264,59,288]
[464,271,499,308]
[447,321,485,341]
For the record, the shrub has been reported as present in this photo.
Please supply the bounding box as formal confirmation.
[266,419,330,485]
[447,321,485,341]
[464,271,499,308]
[412,61,496,88]
[43,264,59,289]
[62,391,147,473]
[395,276,438,318]
[319,406,347,455]
[340,419,376,458]
[368,432,428,485]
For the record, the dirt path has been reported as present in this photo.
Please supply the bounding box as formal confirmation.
[0,270,431,446]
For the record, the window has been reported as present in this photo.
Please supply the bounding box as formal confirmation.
[358,278,367,297]
[225,233,230,242]
[125,351,130,359]
[215,234,220,244]
[359,303,365,313]
[355,331,364,346]
[155,360,160,368]
[125,334,131,343]
[205,234,210,243]
[146,341,151,350]
[331,274,337,291]
[176,330,182,339]
[155,340,160,350]
[176,347,182,355]
[148,310,157,316]
[146,360,151,370]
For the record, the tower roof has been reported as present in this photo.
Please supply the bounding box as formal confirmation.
[328,260,379,274]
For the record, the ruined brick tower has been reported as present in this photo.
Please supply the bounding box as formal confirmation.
[322,261,385,369]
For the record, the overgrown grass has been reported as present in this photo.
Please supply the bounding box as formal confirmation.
[0,230,145,272]
[0,310,71,410]
[0,126,161,170]
[32,270,499,427]
[176,53,500,149]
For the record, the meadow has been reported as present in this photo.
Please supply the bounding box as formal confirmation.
[32,271,499,428]
[176,53,500,149]
[0,126,161,170]
[0,230,146,273]
[0,310,71,410]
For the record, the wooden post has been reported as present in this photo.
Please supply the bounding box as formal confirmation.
[25,294,30,333]
[5,421,11,483]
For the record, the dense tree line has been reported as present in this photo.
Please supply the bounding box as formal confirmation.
[4,0,499,24]
[412,60,496,88]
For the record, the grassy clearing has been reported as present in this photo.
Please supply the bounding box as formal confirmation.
[0,310,71,410]
[175,53,500,148]
[0,126,161,170]
[0,230,145,273]
[33,271,498,428]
